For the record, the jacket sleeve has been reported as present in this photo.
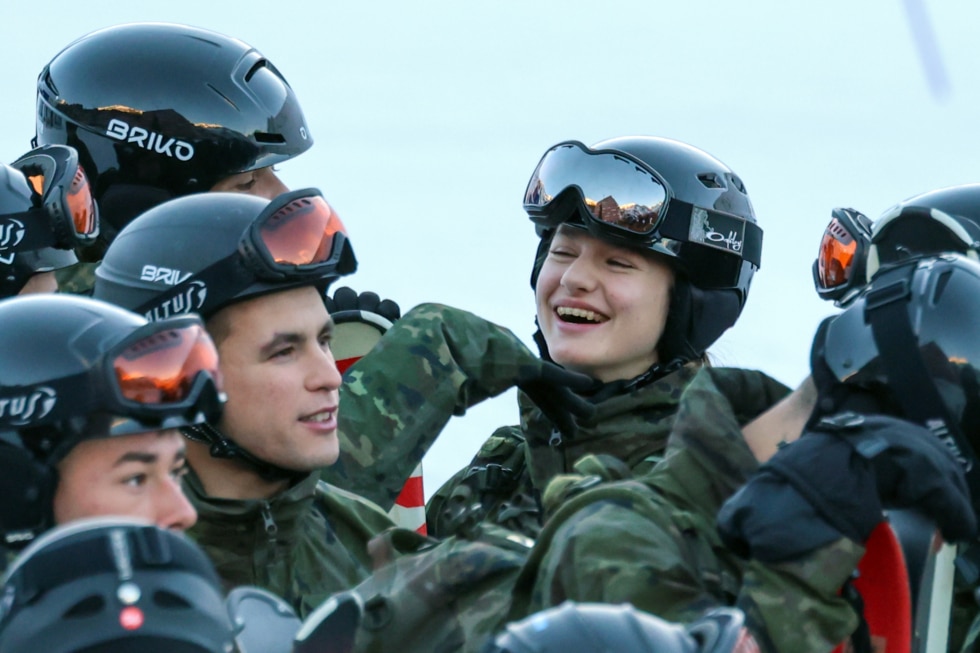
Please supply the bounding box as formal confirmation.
[527,492,863,653]
[523,368,860,652]
[324,303,540,509]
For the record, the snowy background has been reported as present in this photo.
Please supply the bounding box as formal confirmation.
[3,1,978,497]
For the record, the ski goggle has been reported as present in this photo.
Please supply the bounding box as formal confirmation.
[136,188,357,320]
[0,316,222,433]
[5,144,99,250]
[812,207,873,305]
[524,141,762,287]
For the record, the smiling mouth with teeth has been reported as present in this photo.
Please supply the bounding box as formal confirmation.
[301,410,334,423]
[556,306,608,324]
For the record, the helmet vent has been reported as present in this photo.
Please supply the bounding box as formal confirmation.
[254,132,286,144]
[244,60,268,83]
[154,589,192,608]
[697,173,725,189]
[62,595,105,619]
[728,173,747,193]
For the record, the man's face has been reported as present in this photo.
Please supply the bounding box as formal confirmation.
[53,429,196,530]
[211,285,343,472]
[210,166,289,199]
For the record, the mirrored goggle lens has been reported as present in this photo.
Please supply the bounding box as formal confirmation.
[524,142,667,235]
[28,163,98,238]
[260,195,345,266]
[114,324,220,405]
[816,217,859,290]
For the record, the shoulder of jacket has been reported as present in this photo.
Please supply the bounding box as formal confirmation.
[314,480,392,521]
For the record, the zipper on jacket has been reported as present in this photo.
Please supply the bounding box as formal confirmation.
[260,501,278,545]
[548,428,563,448]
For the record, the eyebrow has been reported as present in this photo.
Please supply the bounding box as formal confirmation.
[259,332,305,358]
[113,451,159,467]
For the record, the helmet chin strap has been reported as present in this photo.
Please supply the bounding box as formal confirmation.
[181,423,305,484]
[864,265,980,499]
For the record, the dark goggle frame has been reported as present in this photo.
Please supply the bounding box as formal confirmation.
[5,144,99,251]
[524,141,762,290]
[0,315,222,437]
[136,188,357,320]
[812,207,873,306]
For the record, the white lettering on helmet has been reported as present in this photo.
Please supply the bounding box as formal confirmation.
[105,118,195,162]
[140,264,192,286]
[145,280,208,322]
[0,218,25,250]
[0,387,56,425]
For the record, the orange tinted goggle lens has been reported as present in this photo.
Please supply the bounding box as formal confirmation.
[817,219,858,289]
[261,195,345,266]
[114,324,220,405]
[67,166,97,236]
[27,165,97,237]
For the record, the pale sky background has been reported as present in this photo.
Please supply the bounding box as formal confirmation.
[2,1,978,498]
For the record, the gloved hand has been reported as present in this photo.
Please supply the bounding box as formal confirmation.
[718,412,976,563]
[517,361,597,441]
[325,286,401,324]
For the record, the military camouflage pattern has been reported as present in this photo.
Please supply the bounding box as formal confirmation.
[338,523,532,653]
[182,466,394,619]
[54,261,98,295]
[427,362,709,538]
[326,303,560,510]
[518,367,865,653]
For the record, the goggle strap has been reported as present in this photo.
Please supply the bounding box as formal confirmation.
[663,200,763,267]
[0,373,92,429]
[134,253,254,321]
[865,266,980,486]
[0,210,69,251]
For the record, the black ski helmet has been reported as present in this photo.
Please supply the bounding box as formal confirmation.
[35,22,313,239]
[484,602,757,653]
[867,183,980,277]
[0,294,223,547]
[812,185,980,307]
[93,189,355,322]
[0,158,78,297]
[93,189,354,480]
[814,253,980,509]
[526,136,761,366]
[0,518,235,653]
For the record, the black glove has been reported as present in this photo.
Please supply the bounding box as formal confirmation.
[718,412,976,563]
[325,286,401,324]
[517,362,597,441]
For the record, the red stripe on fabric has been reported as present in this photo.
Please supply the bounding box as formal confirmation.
[337,356,361,374]
[395,475,425,507]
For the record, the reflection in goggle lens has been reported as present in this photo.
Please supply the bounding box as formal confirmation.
[261,196,345,266]
[525,143,667,236]
[114,325,219,405]
[817,217,859,290]
[67,166,97,236]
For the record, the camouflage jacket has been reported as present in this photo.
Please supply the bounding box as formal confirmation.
[55,261,98,295]
[182,467,394,619]
[427,363,712,539]
[520,367,865,653]
[325,303,555,510]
